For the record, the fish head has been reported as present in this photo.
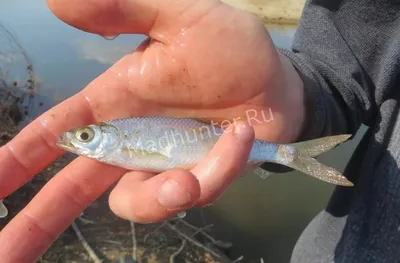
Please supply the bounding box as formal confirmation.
[56,122,121,158]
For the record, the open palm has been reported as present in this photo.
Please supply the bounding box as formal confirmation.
[0,0,304,261]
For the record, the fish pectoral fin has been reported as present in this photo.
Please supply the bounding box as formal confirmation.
[286,156,353,186]
[121,147,168,159]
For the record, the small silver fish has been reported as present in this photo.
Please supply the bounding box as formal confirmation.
[56,117,353,186]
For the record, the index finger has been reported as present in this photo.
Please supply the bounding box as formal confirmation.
[0,93,94,198]
[0,60,152,199]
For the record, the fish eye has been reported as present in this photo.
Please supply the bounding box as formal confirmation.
[76,127,94,142]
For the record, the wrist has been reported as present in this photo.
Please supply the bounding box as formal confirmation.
[277,53,306,142]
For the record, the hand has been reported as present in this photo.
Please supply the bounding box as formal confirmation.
[0,0,305,261]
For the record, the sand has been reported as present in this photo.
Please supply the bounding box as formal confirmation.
[222,0,305,27]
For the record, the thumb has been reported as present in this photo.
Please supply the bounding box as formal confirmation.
[46,0,224,39]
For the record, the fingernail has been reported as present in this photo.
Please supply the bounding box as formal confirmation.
[233,121,254,142]
[158,180,192,210]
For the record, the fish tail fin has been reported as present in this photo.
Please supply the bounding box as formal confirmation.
[291,134,353,158]
[280,134,354,186]
[0,199,8,218]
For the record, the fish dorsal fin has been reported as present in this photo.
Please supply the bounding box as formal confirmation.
[193,116,250,129]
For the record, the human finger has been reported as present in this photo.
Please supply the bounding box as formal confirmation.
[46,0,227,39]
[0,94,95,199]
[109,169,200,223]
[108,121,254,222]
[191,121,255,206]
[0,157,126,263]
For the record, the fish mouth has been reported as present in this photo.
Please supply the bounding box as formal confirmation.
[56,132,76,152]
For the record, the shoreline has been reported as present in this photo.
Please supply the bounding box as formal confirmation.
[221,0,305,27]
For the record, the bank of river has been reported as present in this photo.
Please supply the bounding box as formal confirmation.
[222,0,305,26]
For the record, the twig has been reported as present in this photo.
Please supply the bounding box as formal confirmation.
[102,240,123,245]
[199,207,208,226]
[169,240,186,263]
[78,216,96,225]
[71,221,102,263]
[144,221,167,242]
[0,23,34,71]
[231,255,244,262]
[130,221,138,261]
[191,224,214,237]
[165,222,226,260]
[177,219,232,249]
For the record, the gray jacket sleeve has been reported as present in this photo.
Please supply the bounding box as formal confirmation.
[261,0,400,172]
[277,0,400,141]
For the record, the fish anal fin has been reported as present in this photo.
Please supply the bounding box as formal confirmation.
[254,167,274,179]
[244,161,275,180]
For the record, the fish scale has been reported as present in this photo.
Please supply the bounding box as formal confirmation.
[104,117,222,170]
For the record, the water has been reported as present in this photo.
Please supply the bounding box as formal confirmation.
[0,0,146,123]
[0,2,365,262]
